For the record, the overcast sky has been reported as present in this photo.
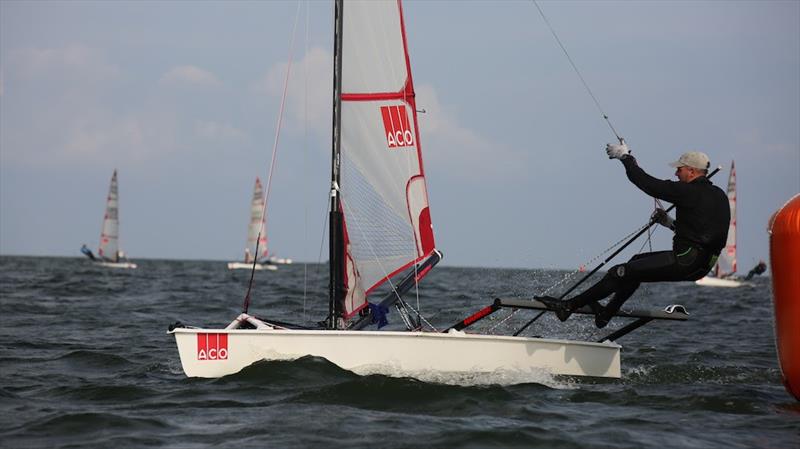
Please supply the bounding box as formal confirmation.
[1,0,798,270]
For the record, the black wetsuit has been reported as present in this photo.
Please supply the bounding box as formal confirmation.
[566,155,730,318]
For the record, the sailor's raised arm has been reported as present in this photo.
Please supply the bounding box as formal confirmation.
[604,142,686,204]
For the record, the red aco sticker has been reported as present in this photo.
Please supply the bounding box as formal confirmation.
[197,333,228,361]
[380,105,415,149]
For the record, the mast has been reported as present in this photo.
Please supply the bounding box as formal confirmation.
[328,0,345,329]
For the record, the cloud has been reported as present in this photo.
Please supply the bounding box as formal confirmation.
[63,115,144,159]
[3,45,233,168]
[252,47,525,179]
[194,120,246,140]
[7,105,180,167]
[415,84,529,179]
[11,44,121,84]
[736,128,798,157]
[253,46,332,139]
[159,65,221,87]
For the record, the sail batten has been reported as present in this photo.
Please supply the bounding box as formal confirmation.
[335,0,436,319]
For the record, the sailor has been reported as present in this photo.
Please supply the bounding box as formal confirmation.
[744,260,767,280]
[538,145,730,328]
[80,244,96,261]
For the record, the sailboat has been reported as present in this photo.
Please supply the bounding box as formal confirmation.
[227,177,278,271]
[81,170,137,269]
[169,0,688,380]
[696,161,744,287]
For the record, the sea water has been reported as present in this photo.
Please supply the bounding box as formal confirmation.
[0,256,797,448]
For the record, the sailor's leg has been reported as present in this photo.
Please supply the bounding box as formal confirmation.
[537,271,621,321]
[593,250,690,328]
[595,280,640,328]
[570,250,670,309]
[566,272,620,310]
[539,250,681,323]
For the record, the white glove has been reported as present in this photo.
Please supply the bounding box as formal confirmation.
[605,143,630,160]
[651,208,675,230]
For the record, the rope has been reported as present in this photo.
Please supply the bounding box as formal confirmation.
[243,2,302,314]
[538,223,648,296]
[302,0,311,322]
[531,0,623,143]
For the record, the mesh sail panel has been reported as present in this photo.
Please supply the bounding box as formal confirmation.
[341,151,418,293]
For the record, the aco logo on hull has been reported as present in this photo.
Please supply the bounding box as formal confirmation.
[197,333,228,361]
[380,105,415,149]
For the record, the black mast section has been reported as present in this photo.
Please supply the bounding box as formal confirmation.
[328,0,345,329]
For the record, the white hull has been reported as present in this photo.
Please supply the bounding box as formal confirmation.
[267,257,292,265]
[170,327,621,379]
[695,276,746,288]
[227,262,277,271]
[95,261,137,269]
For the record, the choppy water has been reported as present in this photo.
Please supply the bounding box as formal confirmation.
[1,255,797,448]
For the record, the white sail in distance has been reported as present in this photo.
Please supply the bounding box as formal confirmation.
[98,170,121,262]
[245,177,269,263]
[717,161,737,276]
[337,0,436,318]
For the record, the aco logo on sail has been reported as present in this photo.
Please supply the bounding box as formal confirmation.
[197,333,228,361]
[380,105,415,149]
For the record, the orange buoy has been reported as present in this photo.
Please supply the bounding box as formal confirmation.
[769,193,800,401]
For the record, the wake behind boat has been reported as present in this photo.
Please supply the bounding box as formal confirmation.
[227,177,278,271]
[81,170,137,269]
[169,0,689,381]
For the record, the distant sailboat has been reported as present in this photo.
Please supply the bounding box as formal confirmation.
[696,161,743,287]
[81,170,137,269]
[227,177,277,271]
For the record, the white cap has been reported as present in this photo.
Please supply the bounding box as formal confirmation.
[669,151,710,170]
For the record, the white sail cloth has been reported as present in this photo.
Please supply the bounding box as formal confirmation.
[338,0,435,317]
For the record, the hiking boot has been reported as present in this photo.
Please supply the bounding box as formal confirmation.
[594,306,613,329]
[535,296,573,322]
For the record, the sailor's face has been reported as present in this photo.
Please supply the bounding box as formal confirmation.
[675,165,693,183]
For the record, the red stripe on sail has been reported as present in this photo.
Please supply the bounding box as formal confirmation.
[418,206,434,255]
[342,91,409,101]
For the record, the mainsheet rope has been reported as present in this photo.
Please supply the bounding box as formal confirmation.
[532,0,624,144]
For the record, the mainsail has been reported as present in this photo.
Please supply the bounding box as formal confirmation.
[333,0,436,319]
[244,177,269,263]
[98,170,120,262]
[716,161,737,277]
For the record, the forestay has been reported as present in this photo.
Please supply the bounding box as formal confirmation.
[337,0,436,318]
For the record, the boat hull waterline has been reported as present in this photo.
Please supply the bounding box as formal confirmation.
[227,262,277,271]
[169,328,622,379]
[95,261,138,269]
[695,276,747,288]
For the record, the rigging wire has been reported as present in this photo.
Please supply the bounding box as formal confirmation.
[531,0,624,144]
[243,2,303,314]
[302,0,311,322]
